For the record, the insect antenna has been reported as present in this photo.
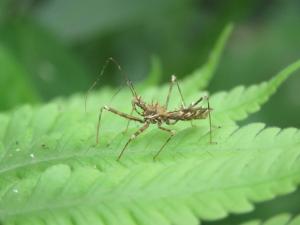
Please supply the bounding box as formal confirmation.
[108,57,138,97]
[85,58,112,112]
[85,57,137,112]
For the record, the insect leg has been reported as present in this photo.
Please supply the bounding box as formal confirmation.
[117,122,150,161]
[124,107,134,133]
[190,97,203,107]
[153,126,175,160]
[190,95,213,141]
[197,96,213,143]
[96,106,144,144]
[124,101,144,133]
[165,75,186,109]
[206,96,213,144]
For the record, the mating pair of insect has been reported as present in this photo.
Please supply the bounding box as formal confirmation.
[86,58,213,161]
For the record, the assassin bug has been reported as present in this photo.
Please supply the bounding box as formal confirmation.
[85,58,213,160]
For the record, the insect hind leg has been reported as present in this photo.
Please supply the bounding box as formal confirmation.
[191,95,214,144]
[205,96,214,144]
[153,126,175,160]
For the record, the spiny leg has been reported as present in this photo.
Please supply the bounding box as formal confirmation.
[153,126,175,160]
[165,75,186,109]
[96,105,144,144]
[117,122,150,161]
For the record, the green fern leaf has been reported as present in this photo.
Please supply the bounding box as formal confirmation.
[141,55,162,87]
[240,213,300,225]
[0,114,300,225]
[212,59,300,122]
[180,23,233,94]
[0,27,300,224]
[0,45,40,110]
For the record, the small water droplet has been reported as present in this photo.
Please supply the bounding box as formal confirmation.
[30,153,35,159]
[12,188,18,193]
[15,148,21,152]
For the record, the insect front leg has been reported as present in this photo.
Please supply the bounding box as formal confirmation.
[124,107,134,134]
[124,102,144,133]
[96,105,144,144]
[153,126,176,160]
[117,122,150,161]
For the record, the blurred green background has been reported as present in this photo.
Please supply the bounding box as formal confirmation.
[0,0,299,128]
[0,0,300,223]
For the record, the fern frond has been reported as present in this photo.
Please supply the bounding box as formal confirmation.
[0,120,300,224]
[0,26,299,224]
[212,59,300,122]
[240,213,300,225]
[141,55,162,87]
[180,23,233,94]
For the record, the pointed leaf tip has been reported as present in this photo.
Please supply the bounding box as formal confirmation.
[213,58,300,122]
[181,23,234,93]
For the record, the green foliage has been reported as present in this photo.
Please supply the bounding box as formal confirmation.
[0,45,40,110]
[0,28,300,225]
[34,0,193,41]
[142,56,162,87]
[0,18,91,101]
[181,23,233,93]
[240,214,300,225]
[212,59,300,122]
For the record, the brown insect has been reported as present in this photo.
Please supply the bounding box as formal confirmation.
[86,58,213,160]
